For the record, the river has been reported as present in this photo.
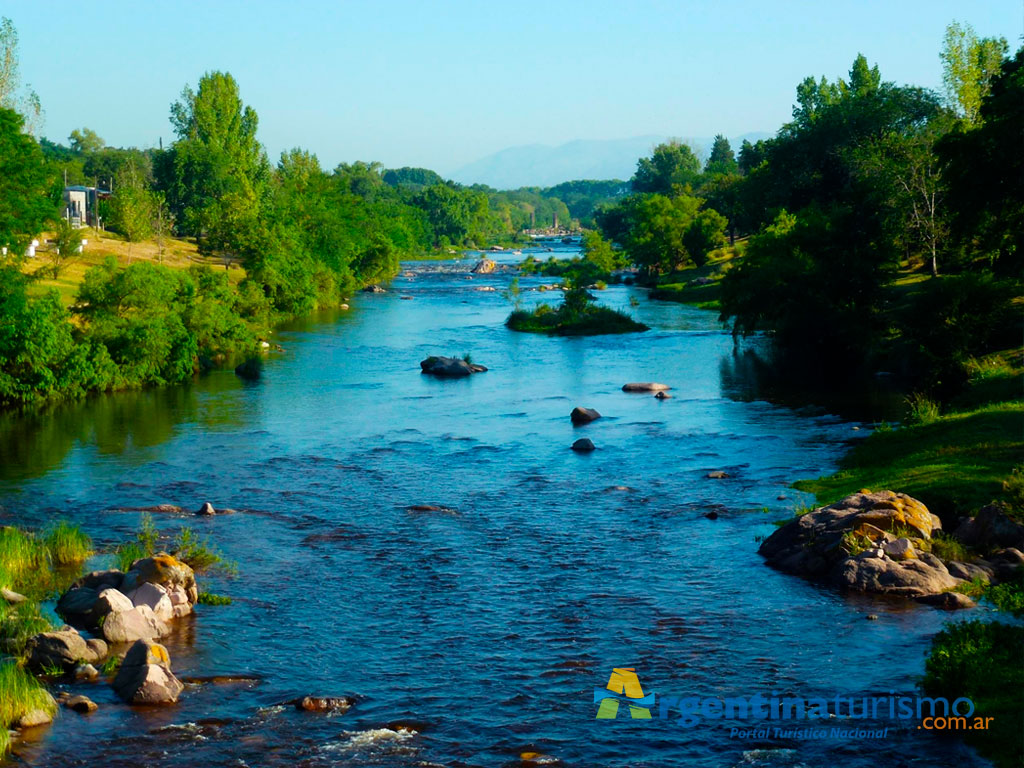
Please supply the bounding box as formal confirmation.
[0,245,986,767]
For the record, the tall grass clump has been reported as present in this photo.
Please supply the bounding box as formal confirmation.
[0,601,55,655]
[905,392,941,425]
[0,661,56,738]
[113,513,160,571]
[174,527,236,575]
[41,521,93,565]
[0,527,48,591]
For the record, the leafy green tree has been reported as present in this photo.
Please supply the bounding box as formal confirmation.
[382,167,444,189]
[0,108,55,254]
[631,140,700,195]
[705,135,738,175]
[166,71,269,254]
[108,162,154,258]
[49,219,82,278]
[938,46,1024,278]
[0,268,105,407]
[581,230,621,273]
[626,193,702,276]
[68,127,104,154]
[737,139,767,174]
[681,208,728,266]
[940,21,1009,124]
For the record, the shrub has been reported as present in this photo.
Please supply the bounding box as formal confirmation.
[174,528,235,575]
[923,620,1024,767]
[197,591,232,606]
[0,601,55,654]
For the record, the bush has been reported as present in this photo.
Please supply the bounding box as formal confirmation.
[0,601,55,654]
[929,531,968,562]
[173,527,235,575]
[923,620,1024,767]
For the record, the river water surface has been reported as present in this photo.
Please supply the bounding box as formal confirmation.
[0,247,987,767]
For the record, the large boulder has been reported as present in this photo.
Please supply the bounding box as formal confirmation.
[471,258,496,274]
[95,588,133,616]
[126,582,175,623]
[759,491,959,598]
[570,407,601,425]
[420,356,487,378]
[25,629,100,672]
[56,586,101,626]
[954,505,1024,552]
[122,554,198,605]
[101,605,169,644]
[622,382,671,392]
[112,640,184,705]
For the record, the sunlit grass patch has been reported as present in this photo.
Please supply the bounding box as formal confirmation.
[41,521,92,565]
[0,661,56,740]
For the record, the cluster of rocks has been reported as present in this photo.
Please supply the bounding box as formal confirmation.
[112,640,184,704]
[759,490,1024,609]
[420,356,488,378]
[55,554,198,645]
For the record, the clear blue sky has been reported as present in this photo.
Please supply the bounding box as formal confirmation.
[4,0,1022,173]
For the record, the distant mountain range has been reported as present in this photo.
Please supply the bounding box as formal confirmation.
[448,133,773,190]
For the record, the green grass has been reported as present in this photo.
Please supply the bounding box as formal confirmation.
[0,601,55,655]
[0,661,56,742]
[794,401,1024,523]
[647,242,744,311]
[506,305,648,336]
[929,531,970,562]
[922,620,1024,768]
[41,521,93,565]
[113,541,149,573]
[0,527,49,591]
[174,528,236,575]
[197,591,233,606]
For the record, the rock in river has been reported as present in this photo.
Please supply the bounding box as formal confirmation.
[470,258,496,274]
[571,438,596,452]
[112,640,184,705]
[420,356,488,377]
[622,382,671,392]
[570,407,601,425]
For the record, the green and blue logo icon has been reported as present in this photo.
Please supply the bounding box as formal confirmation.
[595,667,655,719]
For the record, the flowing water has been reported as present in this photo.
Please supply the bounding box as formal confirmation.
[0,246,986,767]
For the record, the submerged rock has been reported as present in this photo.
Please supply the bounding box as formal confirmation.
[570,407,601,425]
[62,694,98,713]
[112,640,184,705]
[622,382,671,392]
[759,491,959,598]
[284,695,354,713]
[654,391,672,400]
[706,471,730,479]
[420,356,487,377]
[571,438,596,453]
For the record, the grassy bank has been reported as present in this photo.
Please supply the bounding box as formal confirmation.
[21,227,245,307]
[647,242,744,311]
[794,400,1024,522]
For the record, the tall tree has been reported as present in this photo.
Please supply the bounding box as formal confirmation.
[108,162,154,259]
[0,17,41,135]
[166,71,269,254]
[938,46,1024,278]
[0,108,55,254]
[631,140,701,195]
[68,127,105,154]
[940,21,1008,124]
[705,134,738,175]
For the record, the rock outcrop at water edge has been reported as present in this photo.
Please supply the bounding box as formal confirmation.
[759,490,964,599]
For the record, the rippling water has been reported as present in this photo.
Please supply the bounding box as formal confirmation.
[0,247,986,767]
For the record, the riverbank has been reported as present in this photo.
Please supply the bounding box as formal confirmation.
[785,348,1024,768]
